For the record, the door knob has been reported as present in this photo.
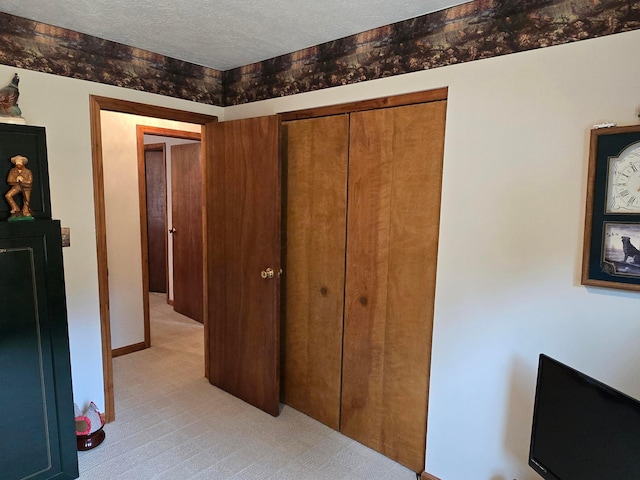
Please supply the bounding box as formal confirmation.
[169,227,176,234]
[261,268,275,279]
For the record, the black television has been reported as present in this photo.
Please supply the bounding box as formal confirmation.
[529,354,640,480]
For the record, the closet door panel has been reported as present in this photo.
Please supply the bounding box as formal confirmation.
[341,105,393,458]
[282,115,349,430]
[341,101,447,472]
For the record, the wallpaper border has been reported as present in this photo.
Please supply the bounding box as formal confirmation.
[224,0,640,105]
[0,12,224,106]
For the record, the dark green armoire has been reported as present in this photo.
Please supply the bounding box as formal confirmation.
[0,220,78,479]
[0,124,79,480]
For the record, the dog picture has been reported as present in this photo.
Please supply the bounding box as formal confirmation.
[621,236,640,264]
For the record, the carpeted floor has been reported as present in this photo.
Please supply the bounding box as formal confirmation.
[77,293,417,479]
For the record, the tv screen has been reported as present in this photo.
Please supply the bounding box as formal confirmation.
[529,354,640,480]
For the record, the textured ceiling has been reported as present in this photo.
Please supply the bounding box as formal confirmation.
[0,0,468,71]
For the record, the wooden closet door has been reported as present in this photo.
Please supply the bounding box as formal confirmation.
[282,115,349,429]
[341,100,447,472]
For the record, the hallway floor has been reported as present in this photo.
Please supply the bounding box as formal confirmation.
[77,293,417,479]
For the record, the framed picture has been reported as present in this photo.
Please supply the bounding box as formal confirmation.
[0,123,51,220]
[582,124,640,291]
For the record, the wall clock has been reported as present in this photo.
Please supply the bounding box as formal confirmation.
[605,141,640,214]
[582,124,640,291]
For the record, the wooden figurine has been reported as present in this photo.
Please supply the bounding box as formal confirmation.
[5,155,34,221]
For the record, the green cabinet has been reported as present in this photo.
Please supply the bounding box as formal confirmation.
[0,220,78,480]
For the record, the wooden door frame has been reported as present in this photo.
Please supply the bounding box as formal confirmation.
[279,87,448,121]
[137,127,202,351]
[89,95,217,422]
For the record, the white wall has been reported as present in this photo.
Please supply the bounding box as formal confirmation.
[0,64,222,411]
[225,31,640,480]
[101,113,201,350]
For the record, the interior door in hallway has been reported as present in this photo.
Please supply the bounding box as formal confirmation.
[171,142,203,323]
[206,115,281,416]
[145,144,167,294]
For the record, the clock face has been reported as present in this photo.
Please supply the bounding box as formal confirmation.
[606,142,640,214]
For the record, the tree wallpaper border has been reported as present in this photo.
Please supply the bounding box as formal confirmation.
[0,13,224,106]
[224,0,640,105]
[0,1,638,107]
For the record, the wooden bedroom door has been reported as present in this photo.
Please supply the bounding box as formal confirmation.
[340,100,447,473]
[205,115,282,417]
[171,142,203,323]
[144,144,167,294]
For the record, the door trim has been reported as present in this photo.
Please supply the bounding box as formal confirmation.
[280,87,448,121]
[89,95,217,422]
[112,342,147,358]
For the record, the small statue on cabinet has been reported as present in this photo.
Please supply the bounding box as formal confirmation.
[5,155,34,221]
[0,73,25,124]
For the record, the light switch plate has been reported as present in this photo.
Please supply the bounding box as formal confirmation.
[61,227,70,247]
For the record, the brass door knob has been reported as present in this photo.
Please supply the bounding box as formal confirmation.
[261,268,275,279]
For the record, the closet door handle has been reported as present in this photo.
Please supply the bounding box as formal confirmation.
[169,227,176,234]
